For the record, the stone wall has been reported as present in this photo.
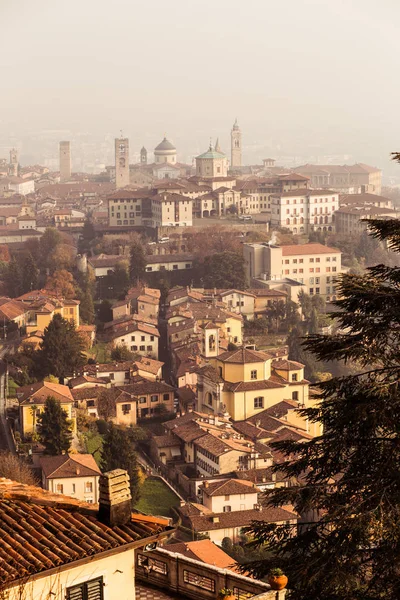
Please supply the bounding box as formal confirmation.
[136,547,287,600]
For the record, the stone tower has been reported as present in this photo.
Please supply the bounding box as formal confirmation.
[140,147,147,165]
[201,322,219,358]
[231,119,242,168]
[115,136,130,188]
[59,141,71,181]
[9,148,18,177]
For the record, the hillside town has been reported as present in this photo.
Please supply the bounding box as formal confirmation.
[0,124,399,600]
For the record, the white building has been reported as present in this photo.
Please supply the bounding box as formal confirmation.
[270,189,339,234]
[244,242,342,301]
[40,453,101,503]
[200,479,259,513]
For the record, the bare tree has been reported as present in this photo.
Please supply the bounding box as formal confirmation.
[0,451,38,485]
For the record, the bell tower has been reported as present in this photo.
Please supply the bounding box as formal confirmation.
[9,148,18,177]
[231,119,242,168]
[140,147,147,165]
[115,135,130,188]
[201,322,219,358]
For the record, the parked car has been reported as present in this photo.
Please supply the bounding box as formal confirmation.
[159,236,170,243]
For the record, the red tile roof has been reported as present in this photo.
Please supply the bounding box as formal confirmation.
[0,478,171,588]
[40,453,101,479]
[201,479,257,497]
[18,381,73,405]
[281,243,341,256]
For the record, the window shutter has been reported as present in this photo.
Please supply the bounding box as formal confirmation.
[86,578,103,600]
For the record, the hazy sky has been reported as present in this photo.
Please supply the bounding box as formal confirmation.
[1,0,399,172]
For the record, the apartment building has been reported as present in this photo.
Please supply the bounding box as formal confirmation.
[244,242,342,301]
[294,163,382,195]
[270,189,339,234]
[40,454,101,503]
[107,188,193,227]
[335,205,397,235]
[107,320,160,359]
[235,172,310,214]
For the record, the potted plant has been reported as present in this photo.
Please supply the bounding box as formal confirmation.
[218,588,235,600]
[267,568,288,590]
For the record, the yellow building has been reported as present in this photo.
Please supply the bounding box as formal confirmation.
[17,290,80,334]
[197,347,310,423]
[18,381,75,437]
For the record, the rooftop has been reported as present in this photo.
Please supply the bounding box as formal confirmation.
[40,453,102,479]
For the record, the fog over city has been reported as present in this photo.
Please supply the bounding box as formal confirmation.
[1,0,399,177]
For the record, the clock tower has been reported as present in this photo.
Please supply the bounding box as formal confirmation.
[115,136,130,188]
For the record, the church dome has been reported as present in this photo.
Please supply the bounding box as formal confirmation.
[154,137,176,153]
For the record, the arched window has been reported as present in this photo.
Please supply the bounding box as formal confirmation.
[300,217,304,224]
[286,218,290,225]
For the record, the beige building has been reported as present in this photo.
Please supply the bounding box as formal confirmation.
[40,453,101,503]
[244,242,342,301]
[197,347,309,422]
[196,144,228,178]
[335,205,397,235]
[115,136,130,188]
[294,163,382,195]
[270,189,339,234]
[200,479,258,513]
[109,321,160,359]
[59,141,71,181]
[18,381,76,437]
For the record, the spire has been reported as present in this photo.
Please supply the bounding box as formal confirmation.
[233,118,239,131]
[215,138,221,152]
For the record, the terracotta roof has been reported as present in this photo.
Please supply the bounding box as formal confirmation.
[281,243,341,256]
[152,435,181,449]
[217,348,271,364]
[180,504,297,532]
[224,379,286,393]
[201,479,257,497]
[122,380,174,396]
[69,375,110,387]
[0,477,171,588]
[164,540,239,572]
[196,364,224,383]
[18,381,73,405]
[40,453,101,479]
[264,399,300,419]
[272,359,304,370]
[134,357,164,375]
[232,421,272,441]
[146,254,194,265]
[0,297,28,321]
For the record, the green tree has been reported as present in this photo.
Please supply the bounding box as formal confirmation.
[129,242,147,284]
[110,262,130,298]
[79,218,97,254]
[243,218,400,600]
[266,300,286,332]
[39,228,61,268]
[21,252,39,293]
[101,423,141,504]
[5,257,22,297]
[38,313,86,380]
[286,325,319,381]
[37,396,72,455]
[98,299,113,322]
[200,252,246,289]
[308,307,319,334]
[111,345,136,362]
[97,389,117,421]
[79,287,95,324]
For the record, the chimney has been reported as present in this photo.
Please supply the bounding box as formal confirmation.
[98,469,132,526]
[203,480,209,488]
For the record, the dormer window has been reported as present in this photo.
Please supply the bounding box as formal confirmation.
[292,373,298,382]
[251,370,257,380]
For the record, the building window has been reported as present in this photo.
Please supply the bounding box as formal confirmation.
[139,397,146,404]
[223,505,231,512]
[163,393,170,401]
[291,373,298,382]
[131,336,135,342]
[309,288,314,295]
[150,335,154,341]
[147,345,152,351]
[67,577,103,600]
[254,396,264,409]
[140,345,145,351]
[56,483,64,494]
[183,571,215,592]
[131,345,138,351]
[151,395,158,402]
[122,404,131,414]
[292,391,299,401]
[240,493,246,500]
[85,482,93,493]
[316,288,320,294]
[251,370,257,380]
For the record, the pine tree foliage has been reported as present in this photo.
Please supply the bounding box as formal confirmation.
[101,423,141,504]
[39,313,86,380]
[37,396,72,455]
[243,219,400,600]
[129,242,147,284]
